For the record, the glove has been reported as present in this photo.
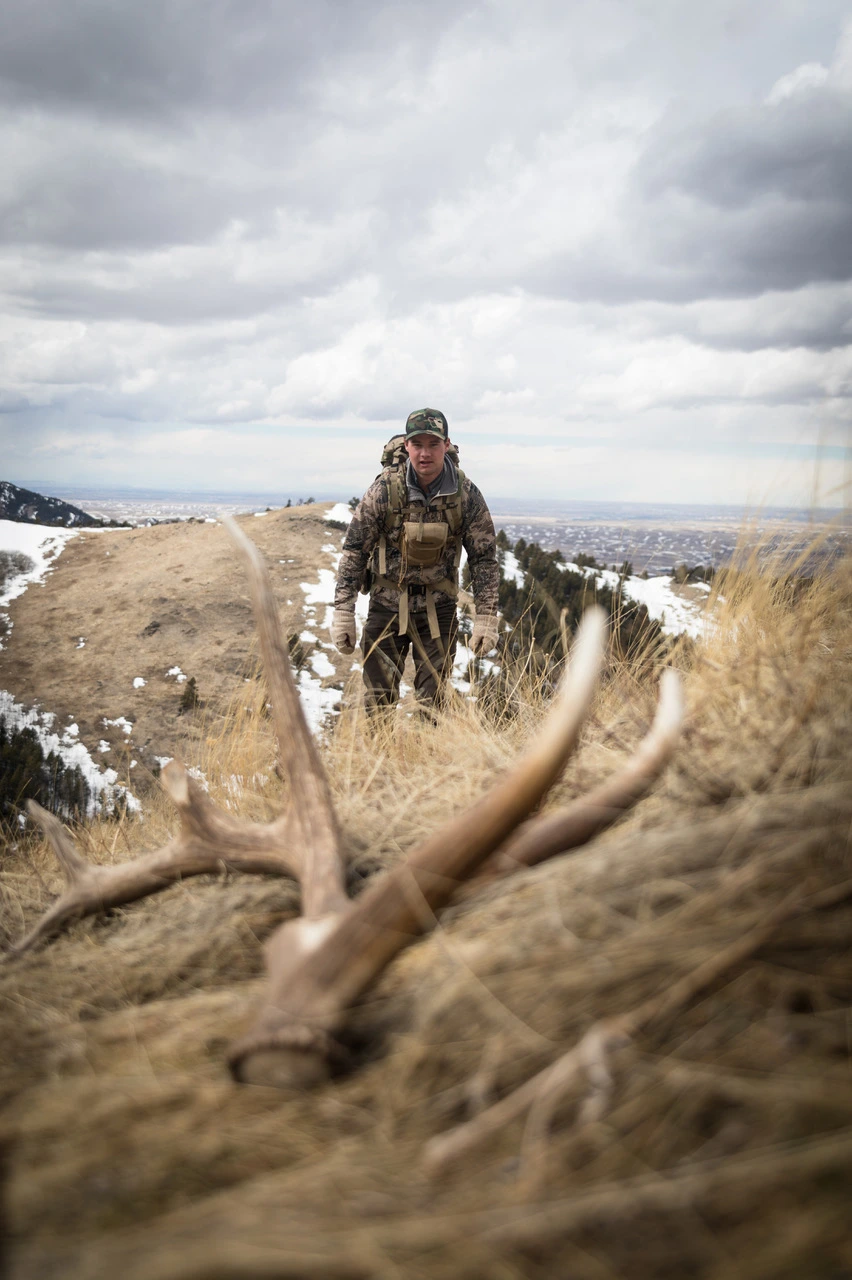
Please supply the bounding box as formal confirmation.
[471,614,499,655]
[331,609,357,656]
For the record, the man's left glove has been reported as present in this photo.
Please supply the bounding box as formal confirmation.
[331,609,357,656]
[471,614,499,655]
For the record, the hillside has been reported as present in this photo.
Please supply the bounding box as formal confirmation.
[0,481,103,529]
[0,504,352,802]
[1,505,713,821]
[0,521,850,1280]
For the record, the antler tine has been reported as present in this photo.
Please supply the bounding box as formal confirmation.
[229,607,607,1086]
[472,667,684,884]
[10,802,94,953]
[223,517,347,919]
[9,781,306,956]
[26,800,89,883]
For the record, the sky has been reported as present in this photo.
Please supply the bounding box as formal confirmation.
[1,0,851,508]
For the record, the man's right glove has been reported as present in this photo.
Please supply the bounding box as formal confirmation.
[471,613,499,655]
[331,609,357,656]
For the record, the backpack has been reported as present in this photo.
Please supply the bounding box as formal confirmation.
[361,434,466,639]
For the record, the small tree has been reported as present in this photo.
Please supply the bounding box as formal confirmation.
[180,677,199,713]
[287,633,310,673]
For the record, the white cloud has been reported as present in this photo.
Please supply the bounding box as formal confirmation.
[1,1,850,507]
[765,61,830,105]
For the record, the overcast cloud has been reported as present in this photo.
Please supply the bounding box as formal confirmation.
[1,0,850,507]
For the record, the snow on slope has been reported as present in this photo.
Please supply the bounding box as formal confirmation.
[501,544,711,640]
[565,562,711,639]
[612,572,710,639]
[325,503,354,524]
[0,519,79,613]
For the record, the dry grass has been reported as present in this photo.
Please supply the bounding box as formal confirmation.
[1,537,851,1280]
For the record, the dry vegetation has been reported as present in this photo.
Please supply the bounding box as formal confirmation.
[1,537,851,1280]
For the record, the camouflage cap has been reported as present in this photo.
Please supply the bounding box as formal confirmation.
[405,408,449,440]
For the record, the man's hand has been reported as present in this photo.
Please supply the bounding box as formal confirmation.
[331,609,357,656]
[471,613,499,656]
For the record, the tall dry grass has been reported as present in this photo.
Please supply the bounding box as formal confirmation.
[1,532,850,1280]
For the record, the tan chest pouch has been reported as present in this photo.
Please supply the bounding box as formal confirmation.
[401,520,448,567]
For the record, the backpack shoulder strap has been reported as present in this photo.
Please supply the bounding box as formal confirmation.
[446,467,464,536]
[376,466,407,578]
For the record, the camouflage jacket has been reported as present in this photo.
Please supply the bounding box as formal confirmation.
[335,467,499,616]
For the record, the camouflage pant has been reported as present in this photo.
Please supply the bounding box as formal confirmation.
[361,599,458,710]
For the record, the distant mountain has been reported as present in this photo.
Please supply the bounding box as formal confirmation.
[0,481,102,528]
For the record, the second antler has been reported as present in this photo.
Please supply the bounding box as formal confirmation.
[13,519,684,1089]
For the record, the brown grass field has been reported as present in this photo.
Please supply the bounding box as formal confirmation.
[1,529,851,1280]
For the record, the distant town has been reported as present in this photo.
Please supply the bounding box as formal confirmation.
[7,482,850,578]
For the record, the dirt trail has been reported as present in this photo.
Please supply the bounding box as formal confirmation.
[0,504,348,792]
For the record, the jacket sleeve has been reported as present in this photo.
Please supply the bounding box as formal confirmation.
[334,478,386,612]
[462,481,500,617]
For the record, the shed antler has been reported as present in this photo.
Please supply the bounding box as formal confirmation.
[228,604,608,1086]
[14,520,684,1090]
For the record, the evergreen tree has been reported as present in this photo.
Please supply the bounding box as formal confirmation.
[496,538,663,680]
[0,718,92,823]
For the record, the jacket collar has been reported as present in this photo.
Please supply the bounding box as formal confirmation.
[406,456,458,503]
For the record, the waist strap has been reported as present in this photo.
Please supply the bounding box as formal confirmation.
[372,574,458,639]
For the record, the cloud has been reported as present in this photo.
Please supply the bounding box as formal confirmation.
[625,31,852,304]
[1,2,851,507]
[0,0,465,120]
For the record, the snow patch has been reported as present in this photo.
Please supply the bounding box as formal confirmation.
[301,568,337,609]
[132,677,147,689]
[0,519,80,647]
[620,575,711,639]
[451,639,499,698]
[296,668,340,733]
[554,560,713,640]
[0,690,140,817]
[310,649,336,679]
[103,715,133,735]
[325,503,353,524]
[501,549,525,589]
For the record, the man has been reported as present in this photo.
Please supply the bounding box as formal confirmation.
[331,408,499,710]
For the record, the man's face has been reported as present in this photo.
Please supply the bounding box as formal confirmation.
[405,433,451,485]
